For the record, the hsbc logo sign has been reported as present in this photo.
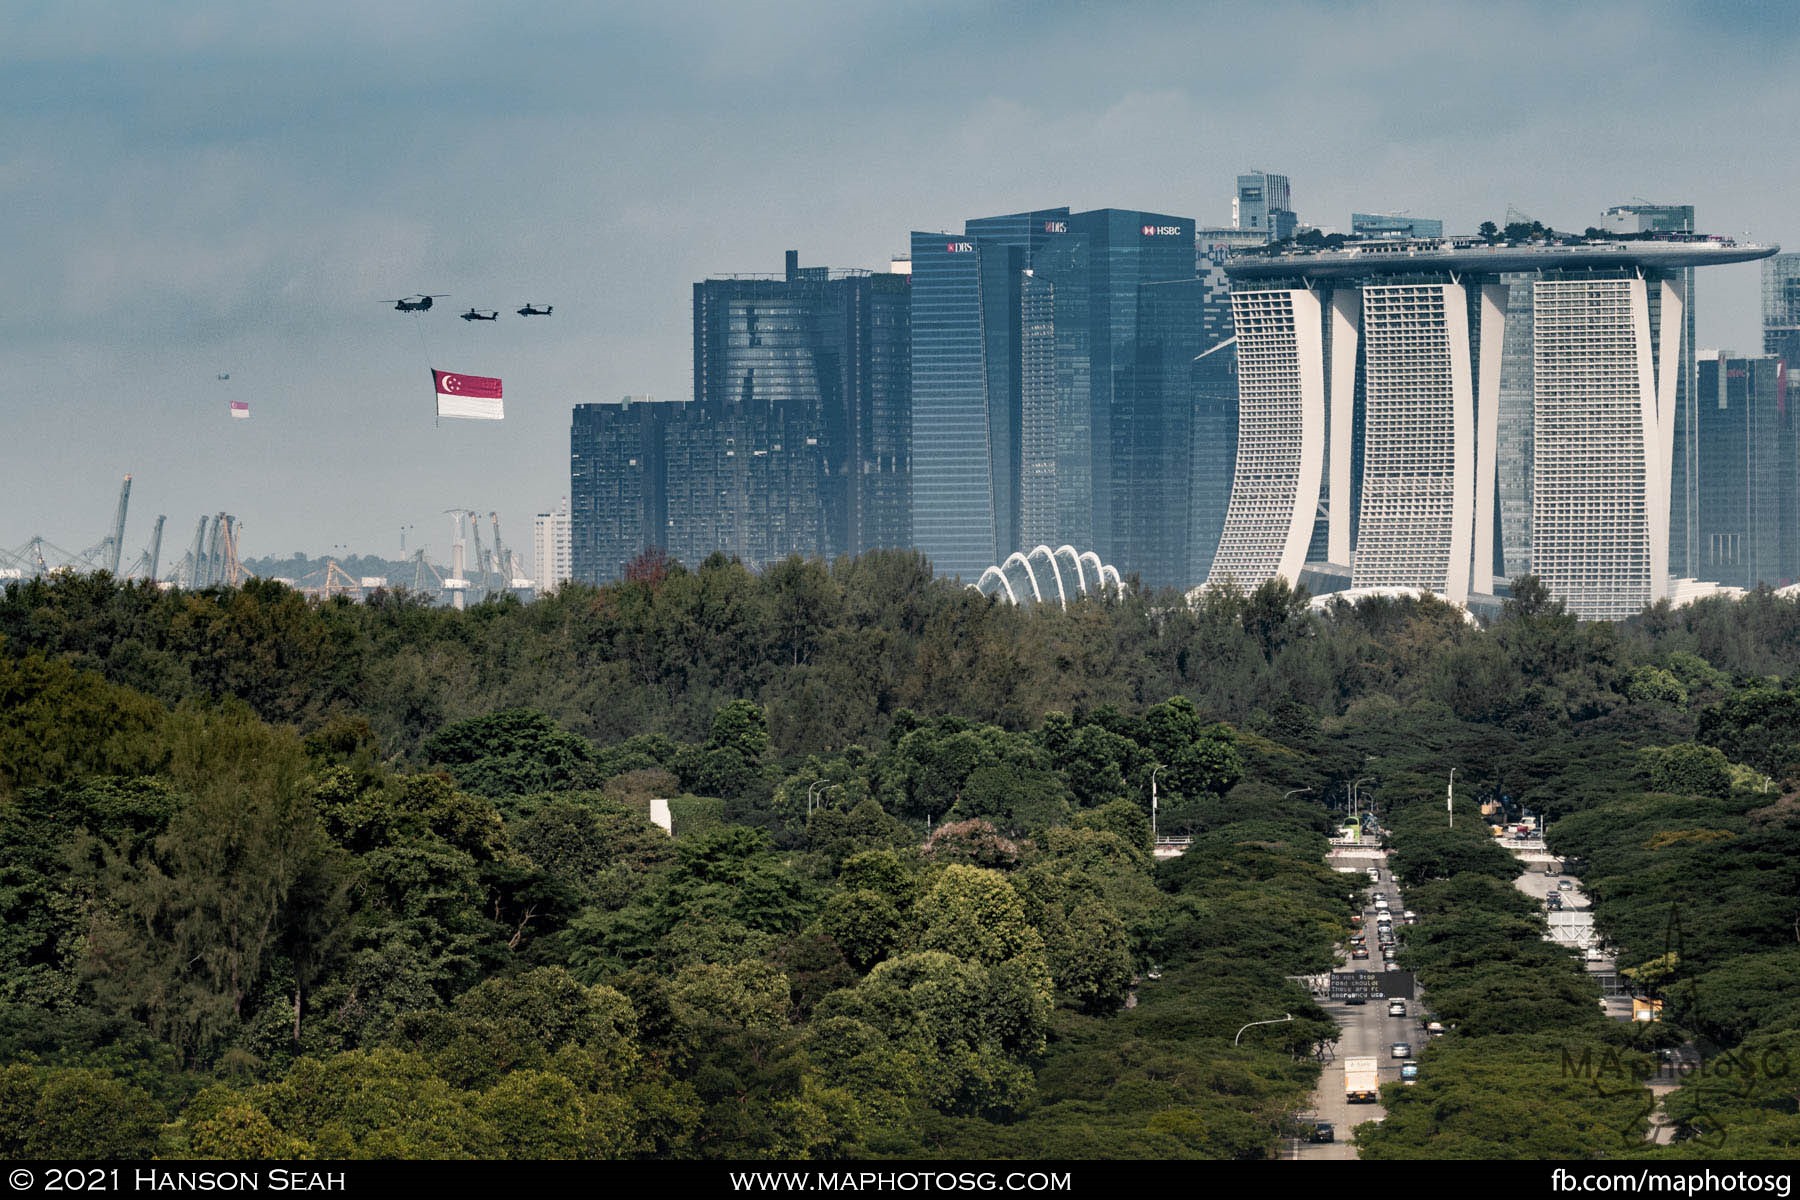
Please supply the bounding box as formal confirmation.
[946,241,974,253]
[1142,224,1184,237]
[1042,220,1067,234]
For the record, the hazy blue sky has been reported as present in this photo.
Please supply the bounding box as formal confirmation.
[5,0,1797,569]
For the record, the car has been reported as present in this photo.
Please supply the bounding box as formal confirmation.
[1425,1022,1444,1037]
[1400,1063,1419,1082]
[1350,935,1366,946]
[1391,1042,1412,1059]
[1351,948,1369,959]
[1374,897,1389,909]
[1306,1120,1336,1143]
[1343,995,1366,1005]
[1402,910,1416,921]
[1388,1000,1407,1016]
[1558,879,1574,891]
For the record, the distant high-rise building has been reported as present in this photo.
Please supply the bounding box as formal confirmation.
[532,498,571,591]
[1233,172,1297,243]
[1763,253,1800,368]
[692,253,912,562]
[1601,204,1700,576]
[1693,352,1797,588]
[570,396,678,584]
[1351,212,1444,239]
[1207,237,1777,618]
[909,208,1204,586]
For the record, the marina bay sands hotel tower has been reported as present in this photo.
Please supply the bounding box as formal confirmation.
[1204,235,1777,618]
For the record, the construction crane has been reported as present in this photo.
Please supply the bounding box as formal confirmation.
[146,515,164,582]
[490,512,519,587]
[183,515,210,587]
[107,475,131,576]
[122,515,165,582]
[218,515,243,585]
[442,509,476,609]
[468,511,494,594]
[409,548,445,594]
[321,559,360,599]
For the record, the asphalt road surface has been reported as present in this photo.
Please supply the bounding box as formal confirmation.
[1292,847,1423,1160]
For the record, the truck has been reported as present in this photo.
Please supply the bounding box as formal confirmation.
[1344,1057,1380,1103]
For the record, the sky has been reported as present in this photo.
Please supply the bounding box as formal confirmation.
[5,0,1799,571]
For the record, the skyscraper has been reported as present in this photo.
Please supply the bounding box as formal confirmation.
[1603,203,1699,576]
[908,208,1203,585]
[1692,352,1797,588]
[1234,172,1296,242]
[570,396,678,584]
[692,253,912,561]
[532,498,571,591]
[1763,253,1800,367]
[1207,236,1777,618]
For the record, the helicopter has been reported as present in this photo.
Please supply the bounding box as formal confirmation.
[460,308,500,322]
[383,294,446,313]
[516,303,553,317]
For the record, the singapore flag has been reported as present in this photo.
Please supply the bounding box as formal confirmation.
[433,369,504,420]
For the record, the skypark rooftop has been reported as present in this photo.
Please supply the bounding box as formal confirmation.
[1224,235,1778,281]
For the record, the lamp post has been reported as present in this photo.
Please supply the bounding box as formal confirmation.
[1448,767,1457,830]
[1150,765,1165,842]
[1352,777,1371,828]
[1235,1013,1295,1047]
[1284,786,1313,802]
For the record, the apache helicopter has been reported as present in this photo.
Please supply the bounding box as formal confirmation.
[383,294,446,313]
[516,303,553,316]
[460,308,500,322]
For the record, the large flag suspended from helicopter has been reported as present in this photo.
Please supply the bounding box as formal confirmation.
[433,369,503,420]
[229,401,249,420]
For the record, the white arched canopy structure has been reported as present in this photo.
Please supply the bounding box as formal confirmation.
[970,546,1120,609]
[1026,545,1065,606]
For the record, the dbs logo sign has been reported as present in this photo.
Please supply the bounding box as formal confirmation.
[946,242,974,253]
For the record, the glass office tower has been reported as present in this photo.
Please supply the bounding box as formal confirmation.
[1764,254,1800,367]
[1693,352,1796,588]
[909,208,1203,585]
[570,397,679,584]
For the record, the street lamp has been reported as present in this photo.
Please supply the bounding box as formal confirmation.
[1448,767,1457,830]
[1352,777,1371,826]
[1150,765,1166,842]
[1235,1013,1295,1047]
[1283,786,1313,802]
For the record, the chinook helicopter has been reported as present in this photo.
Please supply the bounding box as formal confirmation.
[383,294,446,313]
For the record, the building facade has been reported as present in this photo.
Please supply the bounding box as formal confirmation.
[1693,352,1797,588]
[1234,172,1296,242]
[1764,254,1800,368]
[908,208,1203,586]
[1204,236,1776,618]
[1351,213,1444,239]
[570,397,677,585]
[692,253,912,562]
[532,498,571,591]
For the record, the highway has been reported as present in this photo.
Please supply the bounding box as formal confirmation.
[1291,845,1423,1159]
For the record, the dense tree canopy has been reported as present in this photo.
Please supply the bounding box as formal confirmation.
[3,563,1800,1158]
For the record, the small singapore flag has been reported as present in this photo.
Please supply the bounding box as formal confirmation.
[229,401,249,420]
[432,369,504,421]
